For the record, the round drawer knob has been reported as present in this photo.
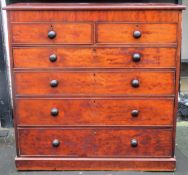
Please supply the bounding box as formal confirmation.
[51,108,59,117]
[132,53,141,62]
[52,139,60,147]
[133,31,142,39]
[49,54,57,62]
[131,79,140,88]
[131,110,139,117]
[48,31,56,39]
[131,139,138,147]
[50,80,58,88]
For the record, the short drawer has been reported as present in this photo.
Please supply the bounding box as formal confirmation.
[11,23,93,44]
[14,71,175,96]
[18,128,172,157]
[13,47,176,68]
[97,23,177,44]
[16,98,174,126]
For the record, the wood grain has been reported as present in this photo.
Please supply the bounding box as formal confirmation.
[14,71,175,96]
[13,47,176,69]
[9,10,180,23]
[16,98,174,126]
[18,128,172,157]
[15,157,176,171]
[97,23,177,44]
[5,3,184,171]
[12,23,93,44]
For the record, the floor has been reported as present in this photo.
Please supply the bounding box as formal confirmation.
[1,123,188,175]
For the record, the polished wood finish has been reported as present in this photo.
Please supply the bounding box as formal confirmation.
[12,23,93,44]
[16,98,174,126]
[14,71,175,96]
[15,157,176,171]
[8,11,180,23]
[13,47,176,69]
[96,23,177,44]
[5,3,185,171]
[18,128,172,157]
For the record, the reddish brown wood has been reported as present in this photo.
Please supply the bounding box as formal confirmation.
[97,23,177,44]
[16,98,174,126]
[12,23,93,44]
[13,47,176,68]
[14,71,175,96]
[18,128,172,157]
[15,157,176,171]
[5,3,184,171]
[8,10,180,23]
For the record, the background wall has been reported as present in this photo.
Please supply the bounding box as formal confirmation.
[182,0,188,62]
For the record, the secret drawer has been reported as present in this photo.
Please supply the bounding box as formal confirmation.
[18,128,172,157]
[13,47,176,69]
[97,23,177,44]
[14,71,175,96]
[11,23,93,44]
[16,98,174,126]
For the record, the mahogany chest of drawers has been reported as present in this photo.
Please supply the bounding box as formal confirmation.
[5,3,185,171]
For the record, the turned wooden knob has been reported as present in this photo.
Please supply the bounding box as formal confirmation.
[48,31,56,39]
[133,31,142,39]
[49,54,57,62]
[50,80,58,88]
[131,139,138,147]
[52,139,60,147]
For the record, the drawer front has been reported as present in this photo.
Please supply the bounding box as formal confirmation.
[13,47,176,68]
[10,11,179,23]
[15,71,175,96]
[16,98,174,126]
[97,23,177,44]
[18,128,172,157]
[12,23,93,44]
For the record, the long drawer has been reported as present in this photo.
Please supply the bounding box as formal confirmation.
[13,47,176,68]
[18,128,172,157]
[11,23,93,44]
[16,98,174,126]
[14,71,175,96]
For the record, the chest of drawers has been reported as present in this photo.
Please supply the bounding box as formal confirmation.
[5,3,185,171]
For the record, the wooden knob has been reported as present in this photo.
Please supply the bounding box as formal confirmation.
[48,31,56,39]
[50,80,58,88]
[132,53,141,62]
[131,110,139,117]
[51,108,59,117]
[131,139,138,147]
[49,54,57,62]
[131,79,140,88]
[133,31,142,39]
[52,139,60,147]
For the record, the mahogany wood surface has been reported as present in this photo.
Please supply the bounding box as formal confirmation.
[15,157,176,171]
[5,3,185,171]
[96,23,177,44]
[9,10,180,23]
[16,98,174,126]
[13,47,177,69]
[12,23,93,44]
[18,128,172,157]
[11,22,177,45]
[14,71,175,96]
